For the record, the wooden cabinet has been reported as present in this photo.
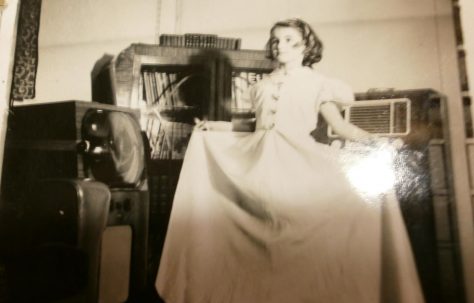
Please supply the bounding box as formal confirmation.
[93,44,273,160]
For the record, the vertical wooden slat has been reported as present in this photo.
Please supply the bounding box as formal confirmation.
[434,0,474,300]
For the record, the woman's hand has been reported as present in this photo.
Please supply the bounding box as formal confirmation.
[193,118,233,132]
[194,118,211,131]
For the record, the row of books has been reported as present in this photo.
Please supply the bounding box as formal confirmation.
[232,71,267,108]
[142,70,182,108]
[159,33,241,50]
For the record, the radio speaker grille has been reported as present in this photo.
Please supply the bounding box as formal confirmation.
[329,98,410,137]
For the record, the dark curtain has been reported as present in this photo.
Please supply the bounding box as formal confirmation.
[10,0,42,103]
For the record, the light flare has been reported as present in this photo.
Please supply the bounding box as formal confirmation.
[344,145,397,198]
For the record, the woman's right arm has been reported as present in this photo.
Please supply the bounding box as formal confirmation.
[319,101,373,141]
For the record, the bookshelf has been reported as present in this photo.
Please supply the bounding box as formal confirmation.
[96,44,273,160]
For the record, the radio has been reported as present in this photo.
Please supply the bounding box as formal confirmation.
[327,98,411,139]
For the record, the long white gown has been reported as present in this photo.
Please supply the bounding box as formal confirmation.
[156,67,424,303]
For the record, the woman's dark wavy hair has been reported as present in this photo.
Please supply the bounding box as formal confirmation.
[266,18,323,67]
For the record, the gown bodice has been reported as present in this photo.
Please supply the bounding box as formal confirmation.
[246,67,354,137]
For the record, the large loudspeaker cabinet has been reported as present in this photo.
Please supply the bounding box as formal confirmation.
[1,101,149,303]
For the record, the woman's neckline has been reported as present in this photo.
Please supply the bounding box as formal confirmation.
[270,66,313,83]
[272,66,312,77]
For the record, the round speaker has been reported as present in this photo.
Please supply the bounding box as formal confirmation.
[81,109,145,188]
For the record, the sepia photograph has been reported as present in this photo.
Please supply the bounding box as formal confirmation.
[1,0,474,302]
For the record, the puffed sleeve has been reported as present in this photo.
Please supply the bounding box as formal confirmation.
[318,77,355,111]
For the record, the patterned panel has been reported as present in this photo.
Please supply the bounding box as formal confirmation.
[10,0,42,101]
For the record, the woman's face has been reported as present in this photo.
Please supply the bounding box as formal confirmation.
[271,26,306,66]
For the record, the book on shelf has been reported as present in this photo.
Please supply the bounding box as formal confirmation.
[143,71,155,105]
[155,72,163,106]
[168,73,178,107]
[184,33,218,48]
[159,72,171,106]
[159,34,185,47]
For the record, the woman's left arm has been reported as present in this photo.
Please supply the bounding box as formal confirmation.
[319,101,372,141]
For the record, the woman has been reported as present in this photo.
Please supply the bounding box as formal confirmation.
[156,18,424,303]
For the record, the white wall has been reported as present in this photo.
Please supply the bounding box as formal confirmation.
[34,0,160,102]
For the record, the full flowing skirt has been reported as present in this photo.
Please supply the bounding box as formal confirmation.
[156,129,424,303]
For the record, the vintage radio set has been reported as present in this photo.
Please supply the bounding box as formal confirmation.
[314,89,444,148]
[328,98,411,139]
[1,101,149,302]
